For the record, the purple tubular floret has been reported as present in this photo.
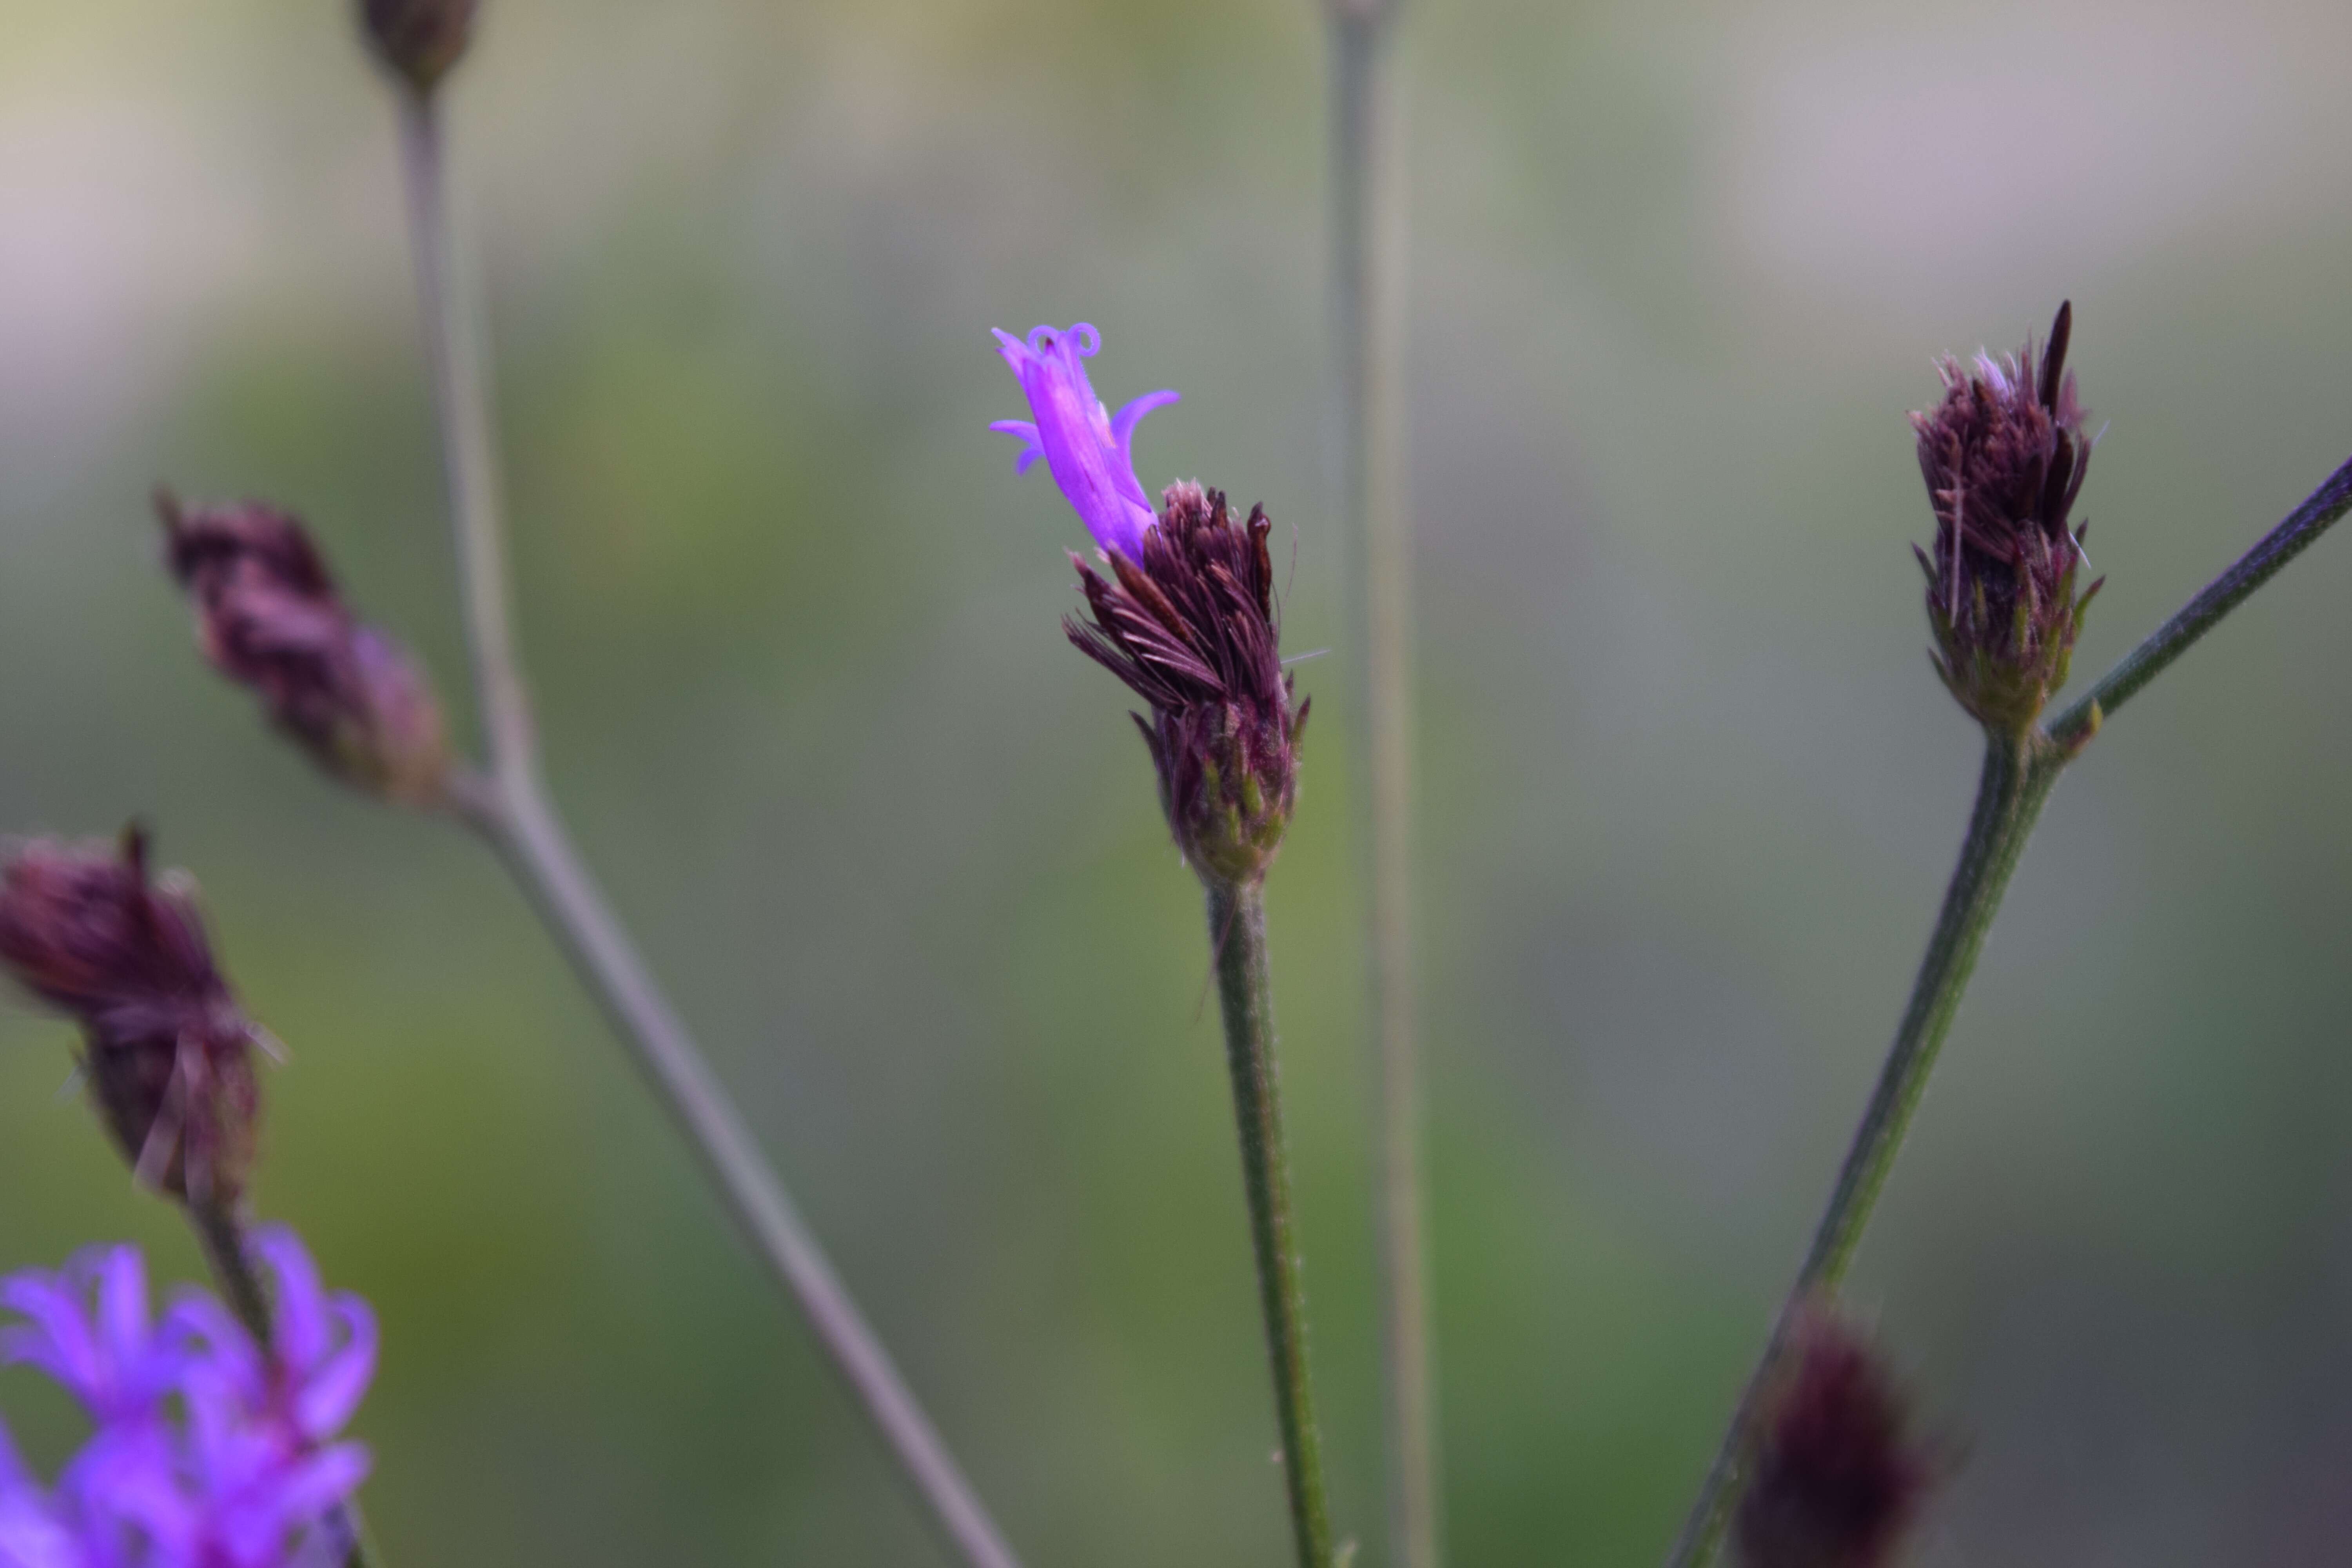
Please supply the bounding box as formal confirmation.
[989,322,1177,560]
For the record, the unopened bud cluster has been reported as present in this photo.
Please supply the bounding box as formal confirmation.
[0,830,261,1201]
[359,0,478,94]
[162,494,448,806]
[1068,483,1309,887]
[1737,1310,1935,1568]
[1912,302,2102,736]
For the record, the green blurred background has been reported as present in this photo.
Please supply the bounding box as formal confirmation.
[6,0,2352,1562]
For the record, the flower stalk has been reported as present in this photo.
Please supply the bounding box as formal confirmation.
[1324,4,1437,1563]
[391,77,1023,1568]
[1664,730,2057,1568]
[1664,308,2352,1568]
[1208,878,1337,1568]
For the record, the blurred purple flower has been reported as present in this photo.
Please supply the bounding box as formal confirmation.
[990,323,1179,561]
[0,1232,373,1568]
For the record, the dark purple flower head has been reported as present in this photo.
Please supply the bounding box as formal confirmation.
[1911,301,2103,735]
[991,323,1180,562]
[160,494,448,807]
[1067,483,1308,887]
[358,0,477,93]
[0,830,260,1202]
[1736,1310,1935,1568]
[0,1234,373,1568]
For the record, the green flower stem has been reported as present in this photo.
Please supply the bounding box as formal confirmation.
[1664,731,2062,1568]
[393,87,1023,1568]
[188,1200,380,1568]
[1325,4,1439,1564]
[2047,453,2352,748]
[1667,445,2352,1568]
[1207,878,1337,1568]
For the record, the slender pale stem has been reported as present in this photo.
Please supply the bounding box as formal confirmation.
[393,88,1022,1568]
[1326,6,1437,1566]
[1207,878,1337,1568]
[189,1200,378,1568]
[1664,732,2060,1568]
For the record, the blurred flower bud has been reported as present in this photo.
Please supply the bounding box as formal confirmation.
[0,829,261,1202]
[1736,1309,1935,1568]
[358,0,478,94]
[1067,483,1309,887]
[1912,301,2102,736]
[160,493,449,807]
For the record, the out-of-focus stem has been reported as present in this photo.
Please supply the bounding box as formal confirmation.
[393,87,1023,1568]
[188,1200,378,1568]
[1206,878,1336,1568]
[1326,5,1437,1567]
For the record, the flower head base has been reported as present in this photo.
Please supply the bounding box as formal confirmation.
[0,830,261,1202]
[1911,301,2102,735]
[161,494,448,808]
[0,1232,373,1568]
[991,323,1180,562]
[1736,1310,1935,1568]
[358,0,478,94]
[1068,483,1308,887]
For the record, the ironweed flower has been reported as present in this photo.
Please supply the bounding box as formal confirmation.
[160,494,448,807]
[0,1233,373,1568]
[1736,1310,1935,1568]
[1067,483,1308,887]
[1912,301,2102,735]
[991,322,1180,563]
[358,0,477,94]
[991,324,1304,884]
[0,830,261,1203]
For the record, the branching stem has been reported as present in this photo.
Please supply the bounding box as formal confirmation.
[394,87,1021,1568]
[1666,451,2352,1567]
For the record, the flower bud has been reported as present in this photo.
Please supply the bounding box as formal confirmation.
[160,493,449,807]
[0,829,261,1201]
[1067,483,1309,886]
[358,0,478,94]
[1736,1309,1935,1568]
[1911,301,2102,736]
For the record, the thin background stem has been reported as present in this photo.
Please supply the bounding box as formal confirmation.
[1207,878,1337,1568]
[394,88,1022,1568]
[1666,450,2352,1567]
[1326,5,1438,1566]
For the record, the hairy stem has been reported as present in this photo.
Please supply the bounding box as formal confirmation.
[1207,878,1337,1568]
[394,87,1022,1568]
[2046,452,2352,748]
[1326,4,1436,1565]
[1664,732,2060,1568]
[188,1200,378,1568]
